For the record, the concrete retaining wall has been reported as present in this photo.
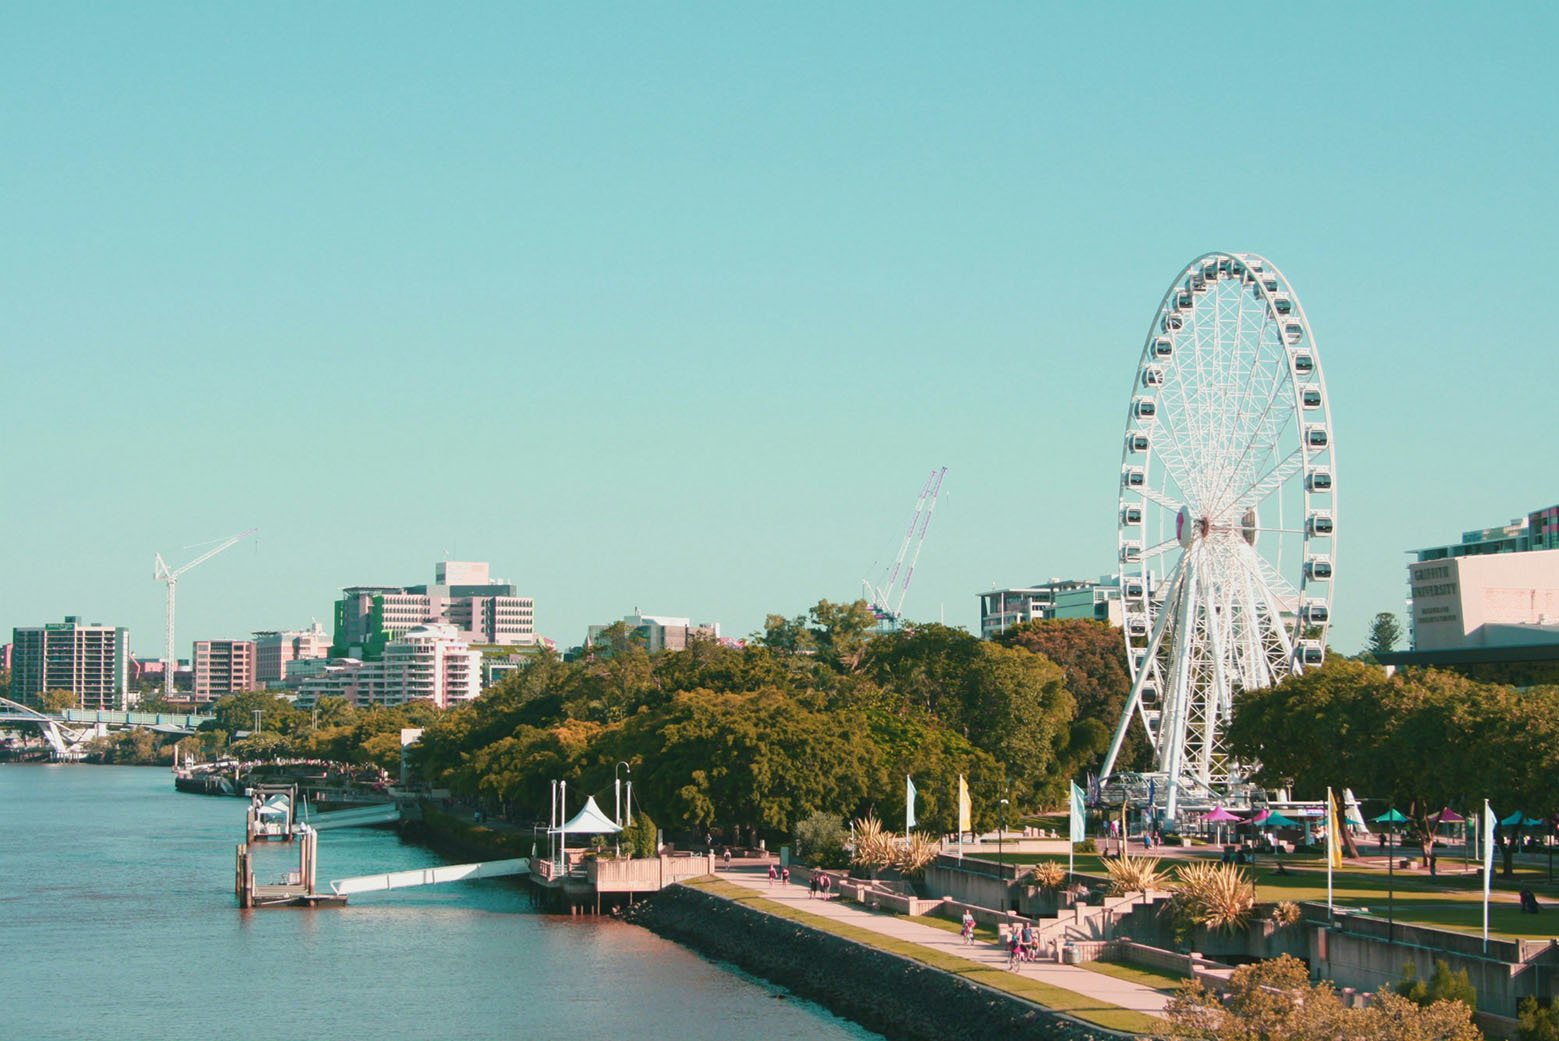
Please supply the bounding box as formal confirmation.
[627,883,1126,1041]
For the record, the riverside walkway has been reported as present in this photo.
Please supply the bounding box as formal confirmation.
[713,863,1172,1021]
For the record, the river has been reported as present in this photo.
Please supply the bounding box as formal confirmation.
[0,764,882,1041]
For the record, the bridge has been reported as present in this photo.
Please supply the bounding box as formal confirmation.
[1,697,205,759]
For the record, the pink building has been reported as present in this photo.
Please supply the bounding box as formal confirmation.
[193,640,257,701]
[253,623,330,684]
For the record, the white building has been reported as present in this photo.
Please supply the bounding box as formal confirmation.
[586,612,721,654]
[978,577,1125,639]
[333,561,537,659]
[1408,550,1559,653]
[295,625,481,709]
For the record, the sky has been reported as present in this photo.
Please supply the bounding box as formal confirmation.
[4,4,1555,659]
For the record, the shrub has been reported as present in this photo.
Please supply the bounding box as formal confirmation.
[1074,838,1097,853]
[1028,859,1067,891]
[1166,861,1255,943]
[619,810,658,858]
[1396,959,1477,1012]
[1270,900,1302,926]
[1519,997,1559,1041]
[793,811,849,868]
[850,814,897,873]
[896,832,942,878]
[1104,854,1165,895]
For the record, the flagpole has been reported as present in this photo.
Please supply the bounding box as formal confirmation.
[1326,787,1334,925]
[1483,799,1492,953]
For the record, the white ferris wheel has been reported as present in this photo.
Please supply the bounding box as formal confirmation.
[1098,252,1337,820]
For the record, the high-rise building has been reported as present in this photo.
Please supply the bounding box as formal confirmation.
[978,577,1125,639]
[332,561,536,659]
[192,640,257,701]
[253,623,331,684]
[10,616,129,711]
[295,625,481,710]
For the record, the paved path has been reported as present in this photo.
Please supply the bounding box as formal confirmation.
[714,864,1172,1019]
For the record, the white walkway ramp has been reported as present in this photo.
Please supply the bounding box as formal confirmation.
[309,804,401,830]
[330,858,529,896]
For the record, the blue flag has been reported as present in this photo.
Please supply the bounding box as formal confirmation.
[906,775,917,831]
[1069,781,1086,845]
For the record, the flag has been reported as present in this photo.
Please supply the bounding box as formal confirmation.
[905,775,917,832]
[957,775,972,835]
[1483,799,1496,951]
[1069,782,1086,846]
[1327,788,1343,870]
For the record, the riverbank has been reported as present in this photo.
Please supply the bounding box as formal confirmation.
[625,877,1148,1041]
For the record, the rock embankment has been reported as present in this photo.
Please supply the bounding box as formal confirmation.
[626,883,1122,1041]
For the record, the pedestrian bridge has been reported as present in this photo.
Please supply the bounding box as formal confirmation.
[307,804,401,830]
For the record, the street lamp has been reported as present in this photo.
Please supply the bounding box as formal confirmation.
[614,761,631,857]
[998,796,1010,871]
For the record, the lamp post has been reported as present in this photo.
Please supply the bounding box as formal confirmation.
[614,761,631,857]
[998,796,1010,872]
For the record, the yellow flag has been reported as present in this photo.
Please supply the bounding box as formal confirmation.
[957,775,972,835]
[1328,788,1343,869]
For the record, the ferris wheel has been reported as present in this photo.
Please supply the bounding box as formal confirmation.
[1098,252,1336,820]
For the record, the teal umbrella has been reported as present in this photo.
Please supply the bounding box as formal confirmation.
[1373,808,1408,824]
[1500,811,1545,827]
[1261,811,1301,828]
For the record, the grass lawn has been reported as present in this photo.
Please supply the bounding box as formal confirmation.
[1078,959,1191,992]
[683,877,1161,1035]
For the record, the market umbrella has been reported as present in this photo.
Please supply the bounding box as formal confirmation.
[1501,811,1546,828]
[1261,811,1301,828]
[1201,807,1244,823]
[1250,809,1271,824]
[1373,808,1409,824]
[1431,807,1466,825]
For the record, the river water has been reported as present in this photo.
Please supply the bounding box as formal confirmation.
[0,765,881,1041]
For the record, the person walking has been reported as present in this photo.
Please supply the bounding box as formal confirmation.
[819,873,831,899]
[780,866,790,886]
[767,863,778,886]
[809,873,819,899]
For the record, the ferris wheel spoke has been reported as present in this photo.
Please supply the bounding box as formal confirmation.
[1139,486,1183,513]
[1219,447,1306,514]
[1139,536,1180,561]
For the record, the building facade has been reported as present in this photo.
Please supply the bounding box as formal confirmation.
[586,613,721,654]
[978,577,1125,639]
[332,561,536,660]
[253,623,331,684]
[295,625,481,710]
[192,639,258,701]
[10,616,129,711]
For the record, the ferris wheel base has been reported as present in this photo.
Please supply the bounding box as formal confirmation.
[1096,771,1264,822]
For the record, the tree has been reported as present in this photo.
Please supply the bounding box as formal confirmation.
[619,809,658,858]
[793,811,849,867]
[807,599,877,673]
[957,642,1075,807]
[995,618,1146,772]
[1397,959,1477,1011]
[1518,997,1559,1041]
[1163,954,1482,1041]
[1367,612,1404,658]
[40,688,78,713]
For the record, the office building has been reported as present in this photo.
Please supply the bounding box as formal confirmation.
[332,561,536,660]
[978,577,1125,639]
[295,625,481,710]
[253,623,331,684]
[586,612,721,654]
[193,639,258,701]
[10,616,129,711]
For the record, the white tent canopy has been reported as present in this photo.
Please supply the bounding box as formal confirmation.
[550,795,621,835]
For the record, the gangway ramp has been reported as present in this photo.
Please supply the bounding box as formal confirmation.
[329,858,529,896]
[308,804,401,830]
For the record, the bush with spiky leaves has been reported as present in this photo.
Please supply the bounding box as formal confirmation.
[896,832,942,878]
[1167,861,1256,943]
[850,814,897,873]
[1104,853,1165,895]
[1028,859,1067,891]
[1269,900,1301,926]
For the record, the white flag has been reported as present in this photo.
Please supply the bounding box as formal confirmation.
[1069,782,1086,846]
[905,775,917,832]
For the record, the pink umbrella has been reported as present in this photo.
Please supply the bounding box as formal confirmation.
[1201,807,1245,823]
[1250,809,1272,824]
[1432,807,1466,824]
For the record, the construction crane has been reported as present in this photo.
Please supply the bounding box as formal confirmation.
[862,468,947,629]
[154,528,258,697]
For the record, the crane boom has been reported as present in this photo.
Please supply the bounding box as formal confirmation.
[155,528,258,698]
[863,468,947,627]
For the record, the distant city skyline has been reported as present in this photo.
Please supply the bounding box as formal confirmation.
[5,5,1555,657]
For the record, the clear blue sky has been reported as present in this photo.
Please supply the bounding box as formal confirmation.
[4,4,1554,657]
